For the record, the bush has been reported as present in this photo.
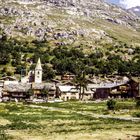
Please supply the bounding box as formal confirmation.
[136,100,140,108]
[6,121,38,130]
[5,104,24,112]
[132,112,140,118]
[107,99,116,110]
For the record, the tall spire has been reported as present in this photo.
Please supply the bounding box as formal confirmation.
[35,58,42,83]
[35,58,42,70]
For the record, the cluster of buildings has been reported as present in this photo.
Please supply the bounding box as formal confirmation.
[0,58,140,102]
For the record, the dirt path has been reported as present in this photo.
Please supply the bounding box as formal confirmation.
[76,111,140,122]
[28,105,140,122]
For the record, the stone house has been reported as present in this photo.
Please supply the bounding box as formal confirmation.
[2,83,56,101]
[0,76,18,85]
[57,82,96,101]
[91,82,131,99]
[3,83,31,100]
[32,83,56,100]
[57,85,79,101]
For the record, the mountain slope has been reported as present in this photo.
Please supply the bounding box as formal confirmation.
[128,6,140,17]
[0,0,140,50]
[0,0,140,77]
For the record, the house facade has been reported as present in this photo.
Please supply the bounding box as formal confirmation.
[32,83,56,100]
[92,82,132,99]
[57,84,96,101]
[2,83,56,101]
[57,85,79,101]
[3,83,31,101]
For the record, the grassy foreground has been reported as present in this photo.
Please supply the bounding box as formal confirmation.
[0,100,140,140]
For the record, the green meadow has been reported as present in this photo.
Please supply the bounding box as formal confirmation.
[0,100,140,140]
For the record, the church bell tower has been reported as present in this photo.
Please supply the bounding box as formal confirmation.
[35,58,42,83]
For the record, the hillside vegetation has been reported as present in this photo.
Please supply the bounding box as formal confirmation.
[0,0,140,78]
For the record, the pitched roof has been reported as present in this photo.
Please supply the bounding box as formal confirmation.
[131,77,140,83]
[89,81,128,89]
[0,76,17,81]
[58,86,78,93]
[32,83,56,90]
[35,58,42,70]
[4,83,56,92]
[4,83,31,92]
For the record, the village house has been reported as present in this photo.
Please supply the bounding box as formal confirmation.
[0,76,19,101]
[32,83,56,100]
[61,73,75,81]
[2,83,56,101]
[57,85,79,101]
[0,80,4,100]
[56,84,95,101]
[91,80,131,99]
[0,76,18,85]
[3,83,31,101]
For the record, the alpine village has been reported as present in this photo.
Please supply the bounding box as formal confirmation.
[0,0,140,140]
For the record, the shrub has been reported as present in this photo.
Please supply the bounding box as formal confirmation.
[136,100,140,108]
[107,99,116,110]
[6,121,38,130]
[5,104,24,112]
[132,112,140,118]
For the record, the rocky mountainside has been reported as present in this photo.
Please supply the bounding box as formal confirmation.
[0,0,139,39]
[128,6,140,17]
[0,0,140,77]
[0,0,140,51]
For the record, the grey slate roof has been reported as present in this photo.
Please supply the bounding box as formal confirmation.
[4,83,56,92]
[32,83,56,90]
[4,83,31,92]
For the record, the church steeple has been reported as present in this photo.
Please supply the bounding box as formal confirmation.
[35,58,42,70]
[35,58,42,83]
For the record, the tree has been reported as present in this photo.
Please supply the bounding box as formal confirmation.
[43,64,55,81]
[107,99,116,110]
[26,88,34,99]
[69,48,84,59]
[73,71,88,100]
[1,67,14,76]
[117,61,128,75]
[40,87,49,99]
[0,52,11,65]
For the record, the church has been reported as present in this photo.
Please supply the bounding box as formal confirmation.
[21,58,43,84]
[1,58,56,101]
[34,58,42,83]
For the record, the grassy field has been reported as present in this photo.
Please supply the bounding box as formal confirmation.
[0,100,140,140]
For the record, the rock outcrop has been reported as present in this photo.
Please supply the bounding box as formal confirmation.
[0,0,140,45]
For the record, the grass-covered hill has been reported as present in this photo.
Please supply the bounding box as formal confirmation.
[0,0,140,79]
